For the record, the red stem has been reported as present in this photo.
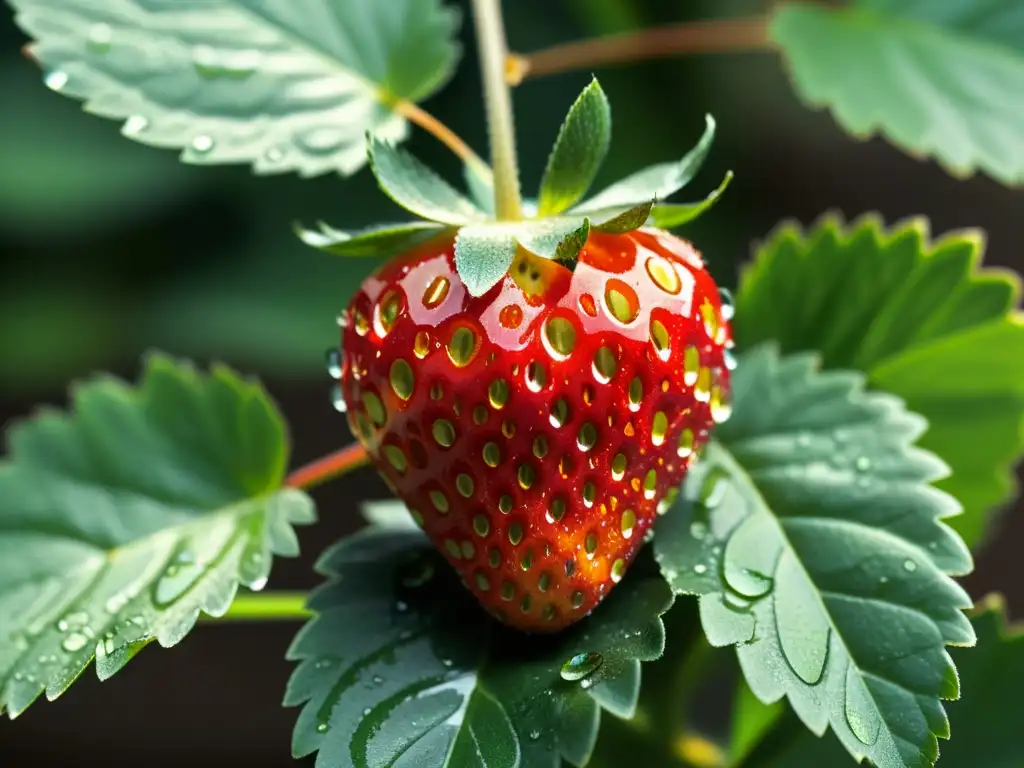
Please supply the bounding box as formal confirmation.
[285,443,370,490]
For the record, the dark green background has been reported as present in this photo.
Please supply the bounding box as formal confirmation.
[0,0,1020,765]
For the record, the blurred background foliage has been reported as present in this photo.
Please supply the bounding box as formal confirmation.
[0,0,1021,766]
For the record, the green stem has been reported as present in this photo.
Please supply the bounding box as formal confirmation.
[207,592,313,622]
[471,0,523,220]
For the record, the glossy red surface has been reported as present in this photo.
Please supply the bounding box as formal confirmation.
[338,228,733,631]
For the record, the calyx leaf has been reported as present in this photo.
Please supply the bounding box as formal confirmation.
[294,220,448,257]
[573,115,717,213]
[537,78,612,216]
[649,171,733,229]
[285,527,672,768]
[655,344,974,768]
[10,0,461,177]
[454,223,519,298]
[594,200,655,235]
[733,213,1024,547]
[0,354,315,717]
[368,137,485,226]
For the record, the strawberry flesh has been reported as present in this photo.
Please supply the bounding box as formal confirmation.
[337,229,733,632]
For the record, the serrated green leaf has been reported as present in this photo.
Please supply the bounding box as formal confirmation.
[572,115,716,213]
[10,0,461,178]
[739,596,1024,767]
[285,529,672,768]
[594,200,654,235]
[650,171,734,230]
[517,217,591,267]
[294,220,448,258]
[464,162,496,216]
[455,223,519,298]
[537,78,612,217]
[368,138,485,225]
[654,344,974,768]
[733,214,1024,547]
[0,354,315,717]
[771,2,1024,186]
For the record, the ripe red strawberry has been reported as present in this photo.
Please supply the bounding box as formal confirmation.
[335,227,733,632]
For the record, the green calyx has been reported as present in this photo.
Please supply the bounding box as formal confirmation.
[297,77,732,297]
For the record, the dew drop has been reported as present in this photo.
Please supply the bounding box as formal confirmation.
[855,456,872,472]
[903,559,917,572]
[724,348,738,371]
[423,276,450,308]
[316,722,329,734]
[718,287,735,322]
[297,126,346,154]
[560,652,603,682]
[122,114,149,137]
[844,665,881,745]
[191,134,215,154]
[324,348,342,379]
[693,563,708,575]
[61,632,90,653]
[690,521,708,540]
[87,23,113,53]
[329,383,347,413]
[499,304,523,329]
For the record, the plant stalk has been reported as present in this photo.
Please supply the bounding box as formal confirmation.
[393,99,492,182]
[285,443,369,490]
[471,0,523,220]
[206,592,312,621]
[507,16,771,84]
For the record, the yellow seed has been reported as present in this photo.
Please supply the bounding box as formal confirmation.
[432,419,456,447]
[457,473,475,497]
[644,469,658,499]
[583,481,596,507]
[652,411,668,446]
[473,405,489,425]
[533,435,549,458]
[383,445,408,473]
[445,539,461,559]
[526,361,548,392]
[430,382,445,401]
[389,359,415,400]
[520,549,533,570]
[518,464,536,490]
[628,377,643,411]
[414,331,431,359]
[544,316,576,359]
[577,422,598,452]
[520,594,533,612]
[621,509,637,539]
[376,289,402,335]
[700,296,718,339]
[488,548,502,568]
[684,345,700,387]
[645,256,681,294]
[695,367,712,403]
[473,514,490,537]
[430,490,449,514]
[353,309,369,336]
[362,391,387,427]
[508,523,523,546]
[610,558,626,583]
[550,398,570,428]
[605,280,639,324]
[571,591,585,609]
[475,572,490,591]
[542,605,557,621]
[611,453,627,481]
[548,496,567,522]
[593,346,617,383]
[501,582,515,601]
[538,572,551,592]
[711,384,732,423]
[488,379,510,408]
[584,532,599,556]
[651,318,671,360]
[502,419,516,438]
[483,442,501,467]
[678,428,695,459]
[498,494,513,514]
[447,326,478,367]
[423,276,450,308]
[461,540,475,559]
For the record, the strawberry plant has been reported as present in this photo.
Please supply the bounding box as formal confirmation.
[2,0,1023,766]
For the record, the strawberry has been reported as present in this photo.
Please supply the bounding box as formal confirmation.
[333,227,733,632]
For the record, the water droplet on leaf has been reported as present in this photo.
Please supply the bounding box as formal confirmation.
[560,652,603,682]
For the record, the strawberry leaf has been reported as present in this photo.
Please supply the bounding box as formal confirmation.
[537,78,612,217]
[0,354,315,717]
[572,115,716,213]
[733,214,1024,548]
[285,527,672,768]
[737,595,1024,767]
[650,171,734,230]
[464,163,496,216]
[594,200,655,235]
[655,344,974,768]
[9,0,461,178]
[517,217,590,262]
[454,224,519,298]
[368,138,486,226]
[294,220,448,258]
[772,2,1024,186]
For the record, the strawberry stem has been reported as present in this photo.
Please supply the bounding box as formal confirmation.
[506,16,771,85]
[285,443,369,490]
[471,0,524,220]
[203,592,312,622]
[393,99,492,182]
